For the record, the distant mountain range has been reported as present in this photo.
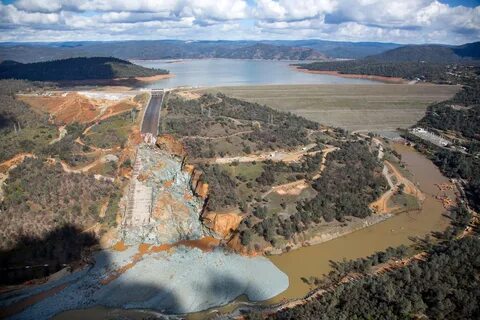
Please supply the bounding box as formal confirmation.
[0,40,401,63]
[0,40,477,65]
[0,57,168,81]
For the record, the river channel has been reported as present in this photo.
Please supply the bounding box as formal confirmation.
[54,143,453,320]
[269,142,452,301]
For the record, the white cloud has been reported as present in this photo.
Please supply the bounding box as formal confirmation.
[0,0,478,44]
[255,0,336,21]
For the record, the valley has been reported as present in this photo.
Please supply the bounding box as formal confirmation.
[0,43,479,320]
[1,2,480,319]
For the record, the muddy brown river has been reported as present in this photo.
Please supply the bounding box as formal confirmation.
[268,143,452,301]
[55,143,453,319]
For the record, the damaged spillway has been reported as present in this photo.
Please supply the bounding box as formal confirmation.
[121,143,206,244]
[2,141,289,319]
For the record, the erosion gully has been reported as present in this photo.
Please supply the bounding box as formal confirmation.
[55,143,454,319]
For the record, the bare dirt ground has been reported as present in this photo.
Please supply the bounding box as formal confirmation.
[294,67,407,84]
[18,92,141,124]
[176,89,202,100]
[203,143,320,165]
[369,160,424,214]
[203,84,459,131]
[262,146,338,198]
[0,153,36,201]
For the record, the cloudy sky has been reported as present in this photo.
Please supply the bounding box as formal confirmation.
[0,0,479,44]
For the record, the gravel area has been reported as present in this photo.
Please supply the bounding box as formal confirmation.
[4,247,288,319]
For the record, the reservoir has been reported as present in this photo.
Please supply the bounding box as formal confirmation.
[132,59,378,87]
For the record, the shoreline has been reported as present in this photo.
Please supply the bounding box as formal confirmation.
[266,213,393,255]
[293,66,408,84]
[54,73,174,88]
[115,73,174,82]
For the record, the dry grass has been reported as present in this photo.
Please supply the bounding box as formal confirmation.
[203,84,460,131]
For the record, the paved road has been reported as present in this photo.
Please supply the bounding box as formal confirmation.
[141,92,164,135]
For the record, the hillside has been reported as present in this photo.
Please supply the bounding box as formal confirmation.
[161,92,387,252]
[363,42,480,63]
[0,40,399,63]
[0,57,169,81]
[298,41,480,83]
[218,43,326,60]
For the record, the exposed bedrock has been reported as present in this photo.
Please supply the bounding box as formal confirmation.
[121,143,206,245]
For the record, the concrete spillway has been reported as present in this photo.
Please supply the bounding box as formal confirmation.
[141,91,163,136]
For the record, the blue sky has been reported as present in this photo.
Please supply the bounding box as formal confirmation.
[0,0,479,44]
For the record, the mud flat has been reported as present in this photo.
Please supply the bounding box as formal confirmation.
[294,67,407,84]
[2,247,288,319]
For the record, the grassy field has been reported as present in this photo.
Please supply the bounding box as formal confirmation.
[203,84,459,132]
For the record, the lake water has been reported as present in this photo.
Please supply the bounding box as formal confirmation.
[132,59,377,88]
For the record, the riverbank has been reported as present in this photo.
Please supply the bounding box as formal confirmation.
[266,214,393,255]
[293,66,407,84]
[267,143,451,301]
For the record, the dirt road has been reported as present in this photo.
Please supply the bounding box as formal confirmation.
[369,160,424,214]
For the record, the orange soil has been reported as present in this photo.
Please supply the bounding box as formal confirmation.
[203,211,243,238]
[226,233,258,256]
[112,241,128,252]
[156,134,186,157]
[264,179,309,198]
[369,161,424,214]
[294,67,407,84]
[184,164,209,199]
[163,179,174,188]
[19,93,139,125]
[152,193,190,221]
[262,146,337,198]
[0,153,35,173]
[19,93,98,124]
[102,237,220,285]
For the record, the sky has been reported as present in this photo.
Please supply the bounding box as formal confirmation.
[0,0,479,44]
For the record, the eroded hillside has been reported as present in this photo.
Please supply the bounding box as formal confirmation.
[158,91,422,254]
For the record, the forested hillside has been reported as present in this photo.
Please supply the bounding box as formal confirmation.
[298,41,480,83]
[163,92,385,251]
[267,235,480,320]
[0,57,168,81]
[0,40,398,63]
[0,80,129,284]
[408,77,480,211]
[363,42,480,63]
